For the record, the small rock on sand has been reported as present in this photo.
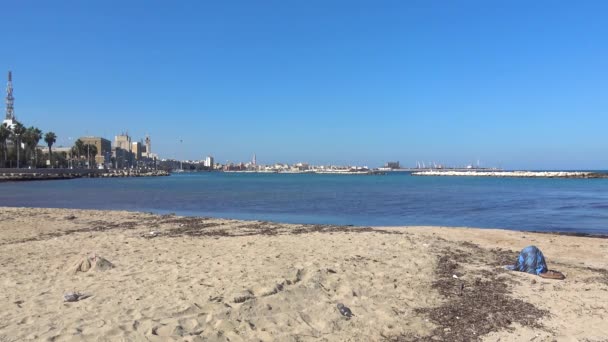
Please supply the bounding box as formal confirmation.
[63,292,90,302]
[337,303,353,319]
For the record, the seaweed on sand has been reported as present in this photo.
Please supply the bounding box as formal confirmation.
[392,243,547,342]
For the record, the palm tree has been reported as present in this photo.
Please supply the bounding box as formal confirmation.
[0,123,10,167]
[72,139,84,168]
[30,127,42,167]
[10,122,25,168]
[84,144,98,168]
[91,145,98,168]
[70,146,79,168]
[74,139,84,158]
[58,151,68,168]
[22,126,43,167]
[44,132,57,167]
[22,128,33,167]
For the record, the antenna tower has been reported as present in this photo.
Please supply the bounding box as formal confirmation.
[5,71,15,121]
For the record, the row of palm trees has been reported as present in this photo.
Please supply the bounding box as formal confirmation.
[0,120,103,169]
[0,120,56,168]
[71,138,98,168]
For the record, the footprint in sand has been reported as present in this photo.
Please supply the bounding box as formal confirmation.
[151,324,186,337]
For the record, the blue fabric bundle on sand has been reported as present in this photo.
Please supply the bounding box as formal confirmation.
[505,245,548,275]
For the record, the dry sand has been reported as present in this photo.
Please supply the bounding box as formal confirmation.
[0,207,606,341]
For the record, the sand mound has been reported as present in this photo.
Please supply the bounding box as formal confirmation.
[70,254,113,274]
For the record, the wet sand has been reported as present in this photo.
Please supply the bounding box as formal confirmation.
[0,207,606,341]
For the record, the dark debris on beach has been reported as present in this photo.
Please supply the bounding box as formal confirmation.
[586,267,608,285]
[159,219,404,238]
[390,242,548,342]
[1,219,143,245]
[2,213,404,245]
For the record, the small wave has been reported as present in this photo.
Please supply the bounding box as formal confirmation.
[556,205,579,210]
[590,204,608,209]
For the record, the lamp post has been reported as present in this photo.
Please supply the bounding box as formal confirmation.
[67,137,73,169]
[179,139,184,171]
[15,133,21,169]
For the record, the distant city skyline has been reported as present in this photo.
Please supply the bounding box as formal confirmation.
[2,1,608,169]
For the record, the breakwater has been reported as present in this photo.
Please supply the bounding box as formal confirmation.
[411,170,608,178]
[222,170,386,175]
[0,169,169,182]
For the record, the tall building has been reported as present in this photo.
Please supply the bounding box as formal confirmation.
[114,133,134,168]
[204,155,214,169]
[145,135,151,158]
[252,153,256,166]
[79,136,112,166]
[132,141,142,160]
[3,71,16,128]
[112,147,129,169]
[115,133,132,152]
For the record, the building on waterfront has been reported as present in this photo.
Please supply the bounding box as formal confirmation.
[204,155,214,169]
[144,135,151,158]
[3,71,17,129]
[385,161,400,169]
[132,141,142,160]
[114,133,134,167]
[110,133,157,168]
[115,133,132,152]
[50,146,72,154]
[64,131,156,169]
[36,145,72,155]
[112,147,130,169]
[79,136,112,167]
[295,162,310,171]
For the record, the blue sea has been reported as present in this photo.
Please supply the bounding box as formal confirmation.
[1,172,607,234]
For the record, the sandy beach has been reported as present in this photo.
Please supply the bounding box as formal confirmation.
[0,207,606,341]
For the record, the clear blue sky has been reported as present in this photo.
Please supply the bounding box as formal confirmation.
[2,1,607,169]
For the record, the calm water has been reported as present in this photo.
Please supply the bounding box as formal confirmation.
[1,172,607,234]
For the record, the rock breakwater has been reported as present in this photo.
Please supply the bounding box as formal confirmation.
[411,170,608,178]
[0,169,169,182]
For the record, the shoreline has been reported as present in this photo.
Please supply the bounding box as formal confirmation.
[530,230,608,239]
[4,204,608,237]
[2,205,607,237]
[1,207,606,341]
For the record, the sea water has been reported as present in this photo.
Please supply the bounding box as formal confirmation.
[1,172,607,234]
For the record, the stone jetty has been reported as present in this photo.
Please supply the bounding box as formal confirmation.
[411,170,608,178]
[0,169,169,182]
